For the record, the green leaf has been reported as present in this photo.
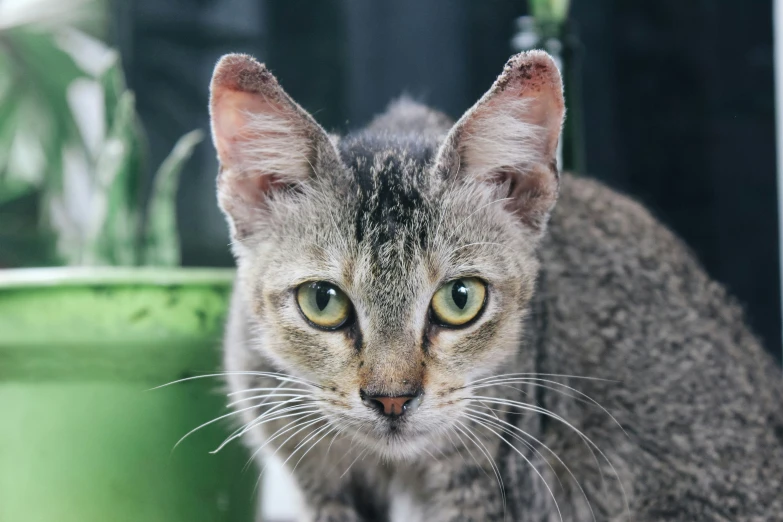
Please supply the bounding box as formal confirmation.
[0,1,124,268]
[48,91,140,266]
[0,90,39,204]
[99,53,126,127]
[3,28,92,158]
[141,129,203,267]
[90,91,142,265]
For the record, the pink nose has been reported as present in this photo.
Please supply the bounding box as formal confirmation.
[365,395,416,417]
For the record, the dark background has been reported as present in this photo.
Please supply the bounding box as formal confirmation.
[116,0,781,360]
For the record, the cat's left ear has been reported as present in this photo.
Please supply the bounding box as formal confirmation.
[209,54,342,240]
[435,51,565,233]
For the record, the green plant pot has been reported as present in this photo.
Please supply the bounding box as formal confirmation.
[0,268,255,522]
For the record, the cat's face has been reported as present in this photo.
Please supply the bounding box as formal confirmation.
[210,52,564,459]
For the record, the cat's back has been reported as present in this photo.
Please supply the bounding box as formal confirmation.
[538,174,783,519]
[542,173,779,383]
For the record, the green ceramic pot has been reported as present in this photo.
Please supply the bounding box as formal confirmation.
[0,268,255,522]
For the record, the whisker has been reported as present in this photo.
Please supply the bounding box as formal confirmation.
[469,396,602,462]
[242,412,322,472]
[227,394,314,408]
[150,370,323,391]
[318,419,365,473]
[463,414,563,522]
[466,408,599,522]
[454,419,507,516]
[220,398,311,440]
[450,426,491,481]
[420,446,441,463]
[213,404,321,453]
[340,447,369,479]
[296,424,341,474]
[469,396,629,515]
[443,428,469,466]
[465,372,617,387]
[250,380,297,409]
[474,377,627,436]
[248,414,326,495]
[257,416,328,474]
[172,401,269,451]
[227,387,316,397]
[320,425,346,468]
[287,422,336,472]
[331,426,363,468]
[465,409,565,493]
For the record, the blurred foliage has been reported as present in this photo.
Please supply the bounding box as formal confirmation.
[0,0,202,268]
[528,0,570,25]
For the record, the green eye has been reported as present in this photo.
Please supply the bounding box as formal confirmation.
[296,282,352,329]
[431,278,487,327]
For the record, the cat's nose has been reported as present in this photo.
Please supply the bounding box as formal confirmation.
[361,392,422,417]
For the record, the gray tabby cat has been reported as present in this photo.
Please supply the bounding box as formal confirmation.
[209,50,783,521]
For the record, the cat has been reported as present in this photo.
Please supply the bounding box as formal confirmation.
[209,50,783,521]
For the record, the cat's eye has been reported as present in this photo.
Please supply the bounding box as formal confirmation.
[296,281,352,330]
[430,278,487,327]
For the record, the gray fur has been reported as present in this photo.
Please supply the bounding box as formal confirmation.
[211,51,783,521]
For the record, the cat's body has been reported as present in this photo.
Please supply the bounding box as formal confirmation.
[212,52,783,521]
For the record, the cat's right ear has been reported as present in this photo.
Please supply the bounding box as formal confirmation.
[209,54,341,240]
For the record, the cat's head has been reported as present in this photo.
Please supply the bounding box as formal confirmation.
[210,51,564,460]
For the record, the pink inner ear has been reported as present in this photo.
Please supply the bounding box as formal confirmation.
[212,89,278,168]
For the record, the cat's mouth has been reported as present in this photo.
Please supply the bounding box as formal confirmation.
[365,419,447,461]
[320,389,451,458]
[357,400,446,454]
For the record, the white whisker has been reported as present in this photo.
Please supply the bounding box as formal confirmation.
[444,428,469,466]
[474,377,627,436]
[454,419,507,516]
[242,412,322,472]
[227,393,314,407]
[173,401,268,451]
[464,413,563,522]
[227,387,316,397]
[340,447,369,479]
[286,423,335,472]
[450,425,491,482]
[466,372,616,387]
[213,404,321,453]
[150,370,323,391]
[465,409,565,493]
[466,409,598,522]
[247,414,326,495]
[221,398,312,441]
[256,415,327,474]
[469,395,629,515]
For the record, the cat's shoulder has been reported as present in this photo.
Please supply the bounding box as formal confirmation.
[547,173,693,269]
